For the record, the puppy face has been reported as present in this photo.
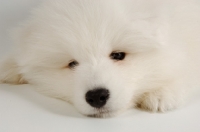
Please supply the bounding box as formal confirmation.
[15,0,159,117]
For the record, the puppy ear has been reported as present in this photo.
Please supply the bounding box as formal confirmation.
[0,56,26,84]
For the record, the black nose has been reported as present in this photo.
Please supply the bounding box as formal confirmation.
[85,88,110,108]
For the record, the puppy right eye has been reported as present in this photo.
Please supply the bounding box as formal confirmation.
[68,60,79,69]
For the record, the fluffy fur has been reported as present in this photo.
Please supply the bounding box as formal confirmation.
[0,0,200,117]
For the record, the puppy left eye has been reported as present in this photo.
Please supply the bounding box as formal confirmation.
[110,52,126,61]
[68,60,79,69]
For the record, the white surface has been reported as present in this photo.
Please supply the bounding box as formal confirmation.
[0,1,200,132]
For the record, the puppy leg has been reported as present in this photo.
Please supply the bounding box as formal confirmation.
[0,57,26,84]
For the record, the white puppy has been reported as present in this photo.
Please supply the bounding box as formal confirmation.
[0,0,200,117]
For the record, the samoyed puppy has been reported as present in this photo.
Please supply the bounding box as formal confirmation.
[0,0,200,117]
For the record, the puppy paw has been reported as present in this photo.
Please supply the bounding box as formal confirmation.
[0,57,27,84]
[136,89,183,112]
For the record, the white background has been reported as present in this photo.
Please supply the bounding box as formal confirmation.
[0,1,200,132]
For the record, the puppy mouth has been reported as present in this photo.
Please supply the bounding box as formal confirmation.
[87,108,111,118]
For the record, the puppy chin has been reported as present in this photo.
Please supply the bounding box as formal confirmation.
[86,109,123,118]
[79,104,132,118]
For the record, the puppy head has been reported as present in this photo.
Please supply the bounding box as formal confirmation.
[14,0,159,117]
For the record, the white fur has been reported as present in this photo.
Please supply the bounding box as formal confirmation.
[0,0,200,117]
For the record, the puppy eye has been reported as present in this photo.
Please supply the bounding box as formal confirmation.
[68,60,79,69]
[110,52,126,61]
